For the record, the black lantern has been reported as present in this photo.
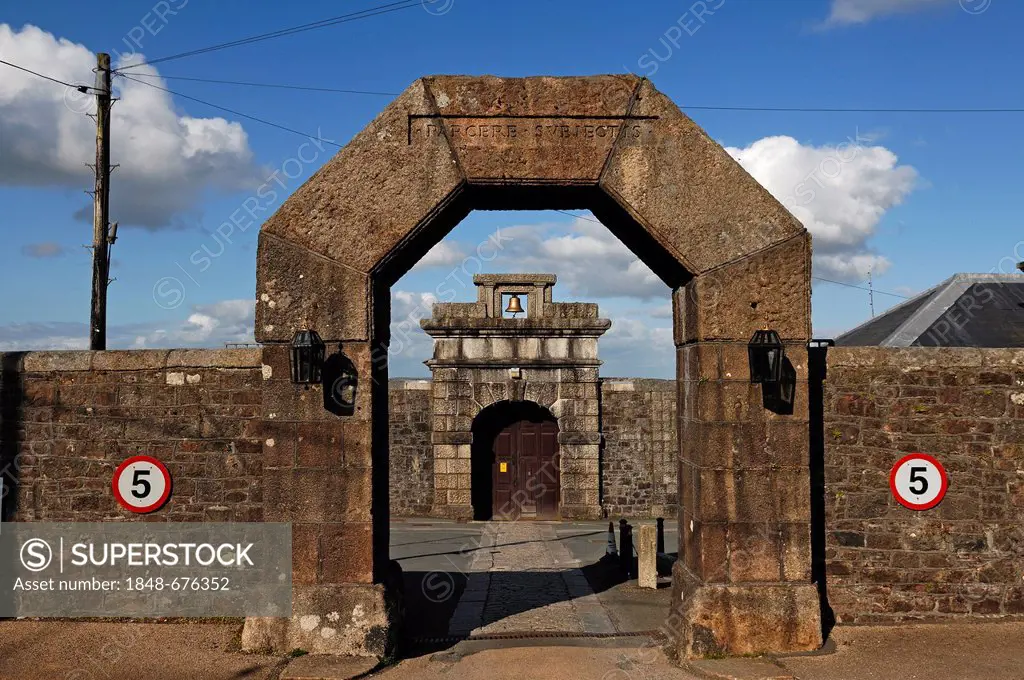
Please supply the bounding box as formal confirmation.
[290,329,326,385]
[748,329,784,384]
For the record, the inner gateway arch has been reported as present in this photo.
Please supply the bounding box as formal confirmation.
[248,75,820,658]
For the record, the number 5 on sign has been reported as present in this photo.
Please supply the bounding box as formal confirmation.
[112,456,172,514]
[889,453,948,511]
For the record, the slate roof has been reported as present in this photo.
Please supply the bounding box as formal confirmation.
[835,273,1024,347]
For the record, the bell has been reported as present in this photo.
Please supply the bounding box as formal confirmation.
[504,294,524,317]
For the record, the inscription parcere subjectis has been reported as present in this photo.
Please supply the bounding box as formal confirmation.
[409,115,656,145]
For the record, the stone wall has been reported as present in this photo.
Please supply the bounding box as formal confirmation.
[386,377,678,519]
[388,380,433,516]
[600,379,678,518]
[8,345,1024,627]
[0,349,264,522]
[824,347,1024,623]
[0,356,677,523]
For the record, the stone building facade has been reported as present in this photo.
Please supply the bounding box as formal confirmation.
[420,273,609,520]
[387,377,678,520]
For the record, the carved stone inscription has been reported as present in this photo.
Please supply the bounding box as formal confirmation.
[409,116,655,145]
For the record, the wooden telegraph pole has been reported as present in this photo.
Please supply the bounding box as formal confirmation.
[89,53,112,350]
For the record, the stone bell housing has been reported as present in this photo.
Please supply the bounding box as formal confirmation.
[421,273,610,520]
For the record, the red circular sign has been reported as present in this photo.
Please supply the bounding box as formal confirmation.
[112,456,172,514]
[889,453,948,511]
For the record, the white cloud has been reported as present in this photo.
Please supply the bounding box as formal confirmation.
[388,290,437,376]
[822,0,952,26]
[648,303,674,319]
[0,322,89,351]
[21,242,67,258]
[413,241,467,270]
[0,299,255,351]
[599,318,674,377]
[495,218,670,301]
[727,135,917,281]
[0,24,261,229]
[132,299,255,347]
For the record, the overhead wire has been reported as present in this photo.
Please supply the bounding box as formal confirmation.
[108,69,1024,112]
[681,104,1024,114]
[114,0,423,72]
[810,276,910,299]
[9,51,923,311]
[119,74,341,147]
[0,58,99,91]
[123,72,400,97]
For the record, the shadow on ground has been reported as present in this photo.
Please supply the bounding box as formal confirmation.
[398,551,676,656]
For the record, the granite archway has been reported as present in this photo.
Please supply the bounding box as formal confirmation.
[249,75,818,658]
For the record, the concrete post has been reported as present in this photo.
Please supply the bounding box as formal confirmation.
[638,524,657,589]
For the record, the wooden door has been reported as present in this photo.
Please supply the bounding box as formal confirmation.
[492,418,559,520]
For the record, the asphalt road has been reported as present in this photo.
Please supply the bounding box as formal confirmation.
[389,519,679,644]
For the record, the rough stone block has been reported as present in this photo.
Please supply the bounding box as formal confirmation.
[669,562,821,658]
[243,583,395,656]
[263,469,372,523]
[256,233,370,343]
[602,77,804,277]
[320,522,374,584]
[433,444,457,459]
[22,351,93,373]
[727,523,781,583]
[638,524,658,588]
[292,524,320,585]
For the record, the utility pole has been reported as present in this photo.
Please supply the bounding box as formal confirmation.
[868,269,876,318]
[90,53,112,350]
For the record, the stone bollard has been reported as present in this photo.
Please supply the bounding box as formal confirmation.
[638,524,657,589]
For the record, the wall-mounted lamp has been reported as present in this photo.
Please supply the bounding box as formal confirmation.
[748,328,784,385]
[290,329,326,385]
[750,327,796,414]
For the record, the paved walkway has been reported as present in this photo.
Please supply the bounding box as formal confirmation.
[4,620,1024,679]
[449,522,616,636]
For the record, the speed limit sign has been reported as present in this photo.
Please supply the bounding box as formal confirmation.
[889,453,948,511]
[112,456,172,513]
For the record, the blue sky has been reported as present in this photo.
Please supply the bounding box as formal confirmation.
[0,0,1021,377]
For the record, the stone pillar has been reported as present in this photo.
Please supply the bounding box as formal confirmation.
[431,436,474,519]
[242,341,396,657]
[670,237,821,657]
[428,369,475,519]
[553,369,602,520]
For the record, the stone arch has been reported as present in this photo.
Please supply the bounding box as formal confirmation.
[465,378,561,419]
[467,399,559,521]
[251,75,818,658]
